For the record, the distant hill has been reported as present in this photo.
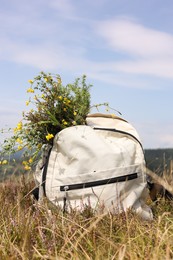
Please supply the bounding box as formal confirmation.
[144,148,173,174]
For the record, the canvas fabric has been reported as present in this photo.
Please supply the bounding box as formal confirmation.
[34,114,153,220]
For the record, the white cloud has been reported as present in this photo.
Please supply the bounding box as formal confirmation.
[112,59,173,79]
[96,19,173,58]
[95,18,173,79]
[0,35,171,90]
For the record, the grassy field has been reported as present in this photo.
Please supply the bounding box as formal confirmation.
[0,173,173,260]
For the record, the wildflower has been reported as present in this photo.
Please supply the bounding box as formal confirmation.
[62,119,68,126]
[29,158,33,164]
[24,165,31,171]
[58,96,63,100]
[22,161,28,166]
[46,133,54,141]
[17,122,22,129]
[26,101,30,106]
[27,88,34,93]
[44,76,52,82]
[73,111,77,116]
[2,160,8,165]
[63,108,67,112]
[72,121,77,125]
[28,80,33,84]
[63,98,71,106]
[16,138,23,144]
[14,122,23,133]
[17,146,23,151]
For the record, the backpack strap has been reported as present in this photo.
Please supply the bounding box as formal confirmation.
[32,146,52,201]
[42,147,52,197]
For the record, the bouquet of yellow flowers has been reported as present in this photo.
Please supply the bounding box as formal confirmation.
[1,72,92,169]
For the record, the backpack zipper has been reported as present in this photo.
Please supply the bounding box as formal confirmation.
[60,172,138,191]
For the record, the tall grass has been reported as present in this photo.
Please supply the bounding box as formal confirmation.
[0,174,173,259]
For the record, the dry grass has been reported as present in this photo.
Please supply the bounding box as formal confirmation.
[0,174,173,260]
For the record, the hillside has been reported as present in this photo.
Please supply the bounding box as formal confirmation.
[144,148,173,174]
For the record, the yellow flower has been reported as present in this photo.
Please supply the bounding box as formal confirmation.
[58,96,63,100]
[28,80,33,84]
[0,161,1,165]
[44,76,52,82]
[24,165,31,170]
[2,160,8,165]
[63,108,67,112]
[63,98,71,106]
[26,101,30,106]
[62,119,68,126]
[16,138,23,144]
[22,161,28,165]
[29,158,33,164]
[16,122,23,131]
[72,121,76,125]
[46,133,54,141]
[73,111,77,116]
[27,88,34,93]
[17,145,23,151]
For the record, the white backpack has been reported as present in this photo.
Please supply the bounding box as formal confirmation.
[34,113,153,220]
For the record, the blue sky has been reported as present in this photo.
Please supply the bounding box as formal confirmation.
[0,0,173,148]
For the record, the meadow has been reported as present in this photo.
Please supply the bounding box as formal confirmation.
[0,172,173,260]
[1,74,173,259]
